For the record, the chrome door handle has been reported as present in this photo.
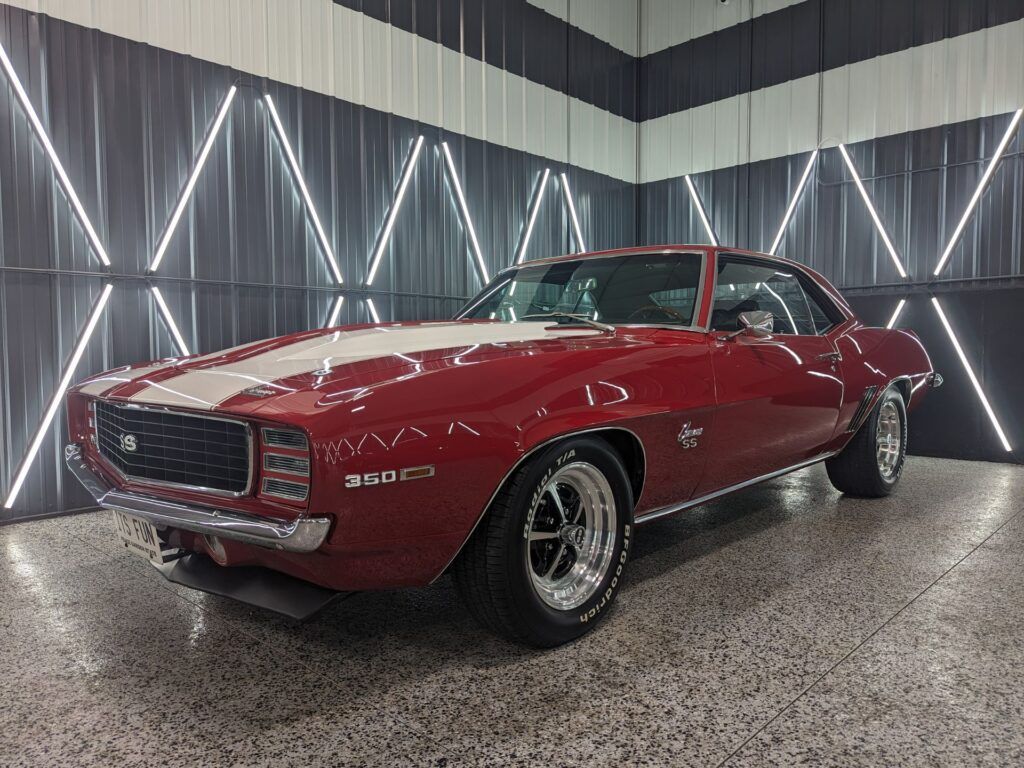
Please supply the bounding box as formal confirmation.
[816,351,842,362]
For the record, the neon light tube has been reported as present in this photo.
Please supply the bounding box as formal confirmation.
[365,298,381,323]
[769,150,818,255]
[0,43,111,266]
[931,297,1012,451]
[148,86,237,273]
[886,299,907,330]
[515,169,550,264]
[560,172,586,252]
[150,286,191,356]
[440,142,488,283]
[366,136,424,285]
[838,144,907,279]
[265,94,344,284]
[933,108,1023,277]
[326,295,345,327]
[684,175,717,246]
[3,283,114,509]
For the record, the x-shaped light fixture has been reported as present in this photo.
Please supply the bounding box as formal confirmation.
[1,42,117,508]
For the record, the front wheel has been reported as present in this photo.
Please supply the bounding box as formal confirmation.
[826,386,907,497]
[453,436,633,647]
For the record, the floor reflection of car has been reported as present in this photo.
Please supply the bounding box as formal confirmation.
[66,246,938,646]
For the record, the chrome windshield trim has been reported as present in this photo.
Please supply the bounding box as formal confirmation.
[454,249,708,331]
[634,452,838,525]
[66,444,329,553]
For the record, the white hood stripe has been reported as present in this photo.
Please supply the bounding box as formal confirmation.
[128,323,598,410]
[78,365,170,397]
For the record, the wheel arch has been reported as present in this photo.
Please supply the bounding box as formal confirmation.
[434,425,646,582]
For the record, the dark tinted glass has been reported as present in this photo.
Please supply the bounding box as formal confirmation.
[462,253,703,326]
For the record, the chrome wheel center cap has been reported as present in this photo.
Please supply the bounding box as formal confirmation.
[559,524,586,549]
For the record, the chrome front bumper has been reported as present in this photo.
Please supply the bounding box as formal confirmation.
[65,444,330,553]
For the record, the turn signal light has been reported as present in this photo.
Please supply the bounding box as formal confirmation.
[259,427,310,506]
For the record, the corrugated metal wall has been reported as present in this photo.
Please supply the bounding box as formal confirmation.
[638,0,1024,465]
[0,2,637,520]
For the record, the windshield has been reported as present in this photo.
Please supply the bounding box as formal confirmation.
[459,252,704,327]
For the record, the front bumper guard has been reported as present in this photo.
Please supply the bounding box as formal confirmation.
[65,444,330,553]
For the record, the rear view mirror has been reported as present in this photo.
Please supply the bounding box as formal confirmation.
[730,310,773,339]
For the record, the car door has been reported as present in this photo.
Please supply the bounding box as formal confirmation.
[694,254,845,496]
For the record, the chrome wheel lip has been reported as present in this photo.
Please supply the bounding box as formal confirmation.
[526,461,617,611]
[876,400,902,479]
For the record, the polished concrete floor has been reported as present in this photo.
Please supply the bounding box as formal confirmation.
[2,456,1023,767]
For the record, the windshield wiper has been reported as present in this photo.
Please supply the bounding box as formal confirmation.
[520,312,615,334]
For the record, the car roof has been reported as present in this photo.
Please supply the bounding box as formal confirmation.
[515,244,792,270]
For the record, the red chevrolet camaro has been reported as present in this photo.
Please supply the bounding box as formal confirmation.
[66,246,938,646]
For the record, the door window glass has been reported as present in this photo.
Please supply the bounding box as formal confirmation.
[711,258,833,335]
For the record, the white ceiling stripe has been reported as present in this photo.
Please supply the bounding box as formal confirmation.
[639,18,1024,184]
[0,0,636,183]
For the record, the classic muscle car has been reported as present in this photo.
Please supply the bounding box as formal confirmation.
[66,246,938,646]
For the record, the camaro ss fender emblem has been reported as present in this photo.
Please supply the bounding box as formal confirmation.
[677,422,703,450]
[119,434,138,452]
[345,465,435,488]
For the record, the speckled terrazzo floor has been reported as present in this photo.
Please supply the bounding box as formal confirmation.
[2,457,1023,767]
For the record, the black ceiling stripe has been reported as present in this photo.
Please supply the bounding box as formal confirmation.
[640,0,1024,122]
[333,0,640,122]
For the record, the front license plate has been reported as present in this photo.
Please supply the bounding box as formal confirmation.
[112,510,163,563]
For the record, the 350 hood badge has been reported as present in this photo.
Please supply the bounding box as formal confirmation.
[677,422,704,450]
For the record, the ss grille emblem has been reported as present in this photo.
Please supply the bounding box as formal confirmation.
[119,433,138,452]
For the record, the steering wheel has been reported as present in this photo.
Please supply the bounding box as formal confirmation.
[626,305,689,324]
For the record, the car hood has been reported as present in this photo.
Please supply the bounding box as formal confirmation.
[75,321,642,414]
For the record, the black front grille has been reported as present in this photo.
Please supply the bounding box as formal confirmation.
[94,401,251,494]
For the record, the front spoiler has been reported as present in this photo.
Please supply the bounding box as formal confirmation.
[65,444,330,553]
[153,553,344,621]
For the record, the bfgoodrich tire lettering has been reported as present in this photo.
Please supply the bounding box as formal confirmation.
[453,436,634,647]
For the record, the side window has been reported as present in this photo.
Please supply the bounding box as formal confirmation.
[711,258,821,335]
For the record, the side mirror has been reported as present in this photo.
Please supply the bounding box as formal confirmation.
[730,310,774,339]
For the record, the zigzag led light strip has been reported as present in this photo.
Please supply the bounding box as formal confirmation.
[931,298,1012,451]
[838,144,908,279]
[560,173,586,252]
[0,42,110,266]
[365,298,381,323]
[150,286,191,355]
[3,284,114,509]
[265,94,345,284]
[684,175,717,246]
[769,150,818,255]
[366,136,425,286]
[326,295,345,328]
[148,86,237,273]
[515,169,551,264]
[933,108,1023,277]
[440,142,489,283]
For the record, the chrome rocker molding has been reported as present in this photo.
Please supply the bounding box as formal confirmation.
[65,444,330,553]
[634,452,838,525]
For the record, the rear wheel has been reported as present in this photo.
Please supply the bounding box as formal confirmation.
[453,436,633,647]
[826,387,907,497]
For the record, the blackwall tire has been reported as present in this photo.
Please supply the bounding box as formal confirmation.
[826,386,908,498]
[453,436,634,647]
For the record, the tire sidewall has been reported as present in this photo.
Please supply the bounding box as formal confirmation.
[873,388,908,489]
[504,437,633,645]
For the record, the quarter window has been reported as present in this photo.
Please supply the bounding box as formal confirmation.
[710,257,836,336]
